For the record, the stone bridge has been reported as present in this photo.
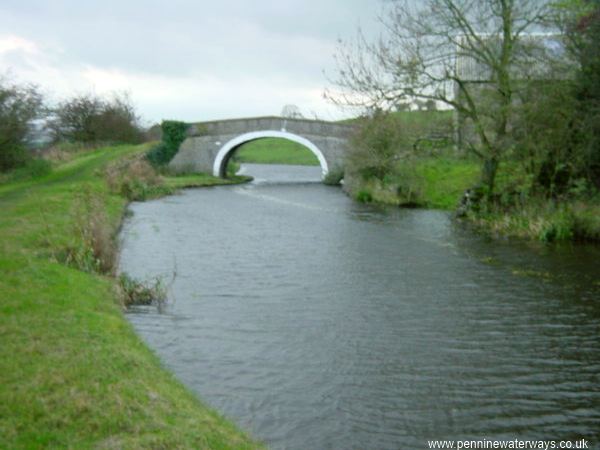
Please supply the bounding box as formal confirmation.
[169,116,354,178]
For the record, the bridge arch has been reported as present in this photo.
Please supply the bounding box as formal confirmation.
[213,130,329,178]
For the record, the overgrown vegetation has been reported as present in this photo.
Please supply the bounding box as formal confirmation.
[0,158,52,183]
[349,154,479,209]
[1,78,148,184]
[146,120,189,167]
[343,110,476,208]
[118,272,169,309]
[569,0,600,190]
[0,143,264,448]
[226,159,241,177]
[0,78,43,172]
[329,0,561,196]
[51,93,143,144]
[331,0,600,242]
[470,198,600,242]
[323,168,345,186]
[347,110,409,181]
[105,154,175,201]
[58,187,118,274]
[105,151,252,199]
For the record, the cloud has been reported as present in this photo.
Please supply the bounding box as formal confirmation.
[80,66,337,124]
[0,1,381,122]
[0,35,38,54]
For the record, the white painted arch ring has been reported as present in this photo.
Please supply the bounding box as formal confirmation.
[212,130,329,178]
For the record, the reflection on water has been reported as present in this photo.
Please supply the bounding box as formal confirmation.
[120,164,600,450]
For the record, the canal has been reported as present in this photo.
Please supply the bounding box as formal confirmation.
[119,164,600,450]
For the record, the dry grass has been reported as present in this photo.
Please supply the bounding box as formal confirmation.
[469,198,600,242]
[104,154,171,201]
[59,187,118,275]
[117,272,170,309]
[40,142,96,163]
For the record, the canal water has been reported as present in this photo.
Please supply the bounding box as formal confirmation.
[120,164,600,450]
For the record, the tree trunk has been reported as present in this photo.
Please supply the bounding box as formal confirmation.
[482,157,499,197]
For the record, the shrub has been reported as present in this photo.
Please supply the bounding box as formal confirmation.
[162,120,189,153]
[18,158,52,179]
[226,159,240,177]
[465,197,600,242]
[59,188,117,274]
[323,168,344,186]
[146,120,189,167]
[0,78,43,172]
[0,158,52,183]
[144,123,162,141]
[538,207,575,243]
[571,3,600,190]
[105,155,172,201]
[1,145,29,172]
[572,201,600,241]
[348,110,407,181]
[388,162,425,206]
[51,93,143,145]
[93,97,143,143]
[355,190,373,203]
[118,273,168,309]
[51,95,101,143]
[145,143,167,166]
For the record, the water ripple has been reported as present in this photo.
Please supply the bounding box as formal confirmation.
[120,164,600,450]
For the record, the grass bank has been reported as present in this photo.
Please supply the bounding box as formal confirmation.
[0,144,263,449]
[347,156,480,210]
[346,154,600,242]
[164,172,251,190]
[466,196,600,242]
[457,160,600,242]
[233,137,319,166]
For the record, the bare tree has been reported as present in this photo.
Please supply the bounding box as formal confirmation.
[51,92,142,144]
[327,0,557,195]
[280,104,304,119]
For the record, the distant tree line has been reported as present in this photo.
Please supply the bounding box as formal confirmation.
[50,93,143,145]
[0,80,144,172]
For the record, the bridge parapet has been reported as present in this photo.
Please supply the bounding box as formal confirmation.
[171,116,354,178]
[188,116,354,139]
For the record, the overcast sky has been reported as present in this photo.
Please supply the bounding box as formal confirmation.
[0,0,382,124]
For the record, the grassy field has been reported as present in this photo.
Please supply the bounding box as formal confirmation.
[340,109,454,127]
[233,138,319,166]
[409,157,480,209]
[0,144,263,449]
